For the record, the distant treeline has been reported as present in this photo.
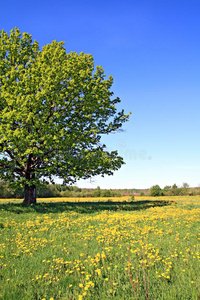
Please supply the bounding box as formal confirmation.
[0,180,199,199]
[150,184,200,197]
[0,182,124,198]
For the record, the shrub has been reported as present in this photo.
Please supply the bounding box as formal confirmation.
[150,185,162,197]
[102,190,112,197]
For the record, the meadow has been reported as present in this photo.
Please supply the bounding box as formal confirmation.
[0,196,199,300]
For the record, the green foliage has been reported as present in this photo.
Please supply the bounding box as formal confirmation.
[163,185,171,193]
[182,182,189,189]
[169,184,183,196]
[0,28,130,202]
[172,183,178,189]
[101,189,112,197]
[0,180,124,198]
[150,185,162,197]
[93,186,101,197]
[162,184,200,197]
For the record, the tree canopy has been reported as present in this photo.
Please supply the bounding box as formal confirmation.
[150,185,162,197]
[0,28,130,204]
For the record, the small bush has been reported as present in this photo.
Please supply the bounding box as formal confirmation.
[150,185,162,197]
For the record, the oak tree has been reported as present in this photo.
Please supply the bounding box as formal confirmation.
[0,28,130,204]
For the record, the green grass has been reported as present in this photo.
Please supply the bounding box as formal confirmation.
[0,196,200,299]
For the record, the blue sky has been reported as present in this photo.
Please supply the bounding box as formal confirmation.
[1,0,200,189]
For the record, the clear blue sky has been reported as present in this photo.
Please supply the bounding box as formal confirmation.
[1,0,200,189]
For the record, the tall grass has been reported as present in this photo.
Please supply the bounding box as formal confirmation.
[0,196,199,299]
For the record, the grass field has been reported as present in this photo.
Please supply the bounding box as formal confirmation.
[0,196,200,299]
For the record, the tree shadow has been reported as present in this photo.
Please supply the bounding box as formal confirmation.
[0,199,175,215]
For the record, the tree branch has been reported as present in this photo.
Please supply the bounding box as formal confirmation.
[0,152,11,158]
[6,149,23,168]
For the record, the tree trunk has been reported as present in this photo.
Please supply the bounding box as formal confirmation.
[23,184,36,204]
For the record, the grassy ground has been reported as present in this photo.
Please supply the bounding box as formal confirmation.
[0,196,199,299]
